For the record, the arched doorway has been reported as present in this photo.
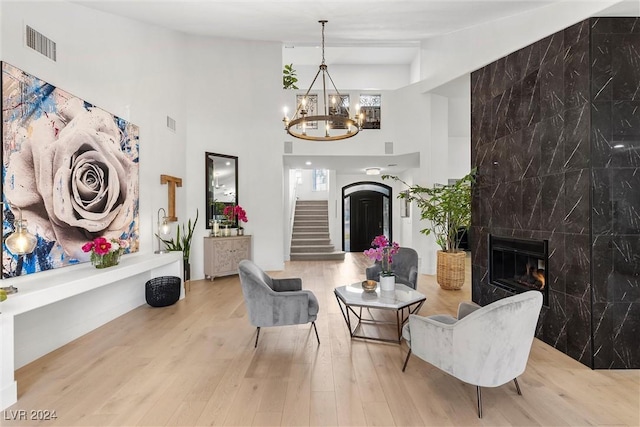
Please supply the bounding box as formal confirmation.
[342,182,392,252]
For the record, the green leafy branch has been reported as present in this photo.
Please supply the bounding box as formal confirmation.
[382,169,476,252]
[283,63,299,90]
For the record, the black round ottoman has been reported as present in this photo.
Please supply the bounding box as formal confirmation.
[145,276,181,307]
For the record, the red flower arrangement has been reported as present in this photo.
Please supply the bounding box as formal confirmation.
[82,236,129,268]
[223,205,248,227]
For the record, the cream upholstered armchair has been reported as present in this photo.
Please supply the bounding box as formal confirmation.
[402,290,543,418]
[238,259,319,347]
[366,247,419,289]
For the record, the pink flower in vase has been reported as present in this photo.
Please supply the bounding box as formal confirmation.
[364,235,400,275]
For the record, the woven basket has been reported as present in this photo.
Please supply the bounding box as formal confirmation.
[145,276,181,307]
[436,250,466,290]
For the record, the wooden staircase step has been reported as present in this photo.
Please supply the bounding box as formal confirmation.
[290,245,336,253]
[290,251,345,261]
[291,238,331,246]
[293,226,328,232]
[294,220,328,227]
[292,232,330,239]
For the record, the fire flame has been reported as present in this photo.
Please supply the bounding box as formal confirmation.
[533,269,545,289]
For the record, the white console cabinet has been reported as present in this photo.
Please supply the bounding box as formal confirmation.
[203,235,252,280]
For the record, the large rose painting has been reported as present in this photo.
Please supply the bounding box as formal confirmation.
[1,62,139,277]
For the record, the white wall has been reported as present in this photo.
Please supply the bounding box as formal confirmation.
[185,35,284,274]
[0,3,188,393]
[1,1,188,255]
[295,169,329,200]
[448,137,471,179]
[294,64,411,91]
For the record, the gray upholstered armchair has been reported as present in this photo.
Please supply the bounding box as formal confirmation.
[401,291,543,418]
[366,247,419,289]
[238,259,319,347]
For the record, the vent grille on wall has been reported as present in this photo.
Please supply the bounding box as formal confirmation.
[284,141,293,154]
[25,26,56,61]
[166,116,176,132]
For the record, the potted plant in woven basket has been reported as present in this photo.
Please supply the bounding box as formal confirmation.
[383,169,475,290]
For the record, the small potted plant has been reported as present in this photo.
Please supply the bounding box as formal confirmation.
[158,210,198,281]
[364,235,400,291]
[383,169,475,290]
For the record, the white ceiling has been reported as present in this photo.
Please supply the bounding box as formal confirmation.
[75,1,639,65]
[77,1,558,44]
[77,0,569,66]
[75,0,638,175]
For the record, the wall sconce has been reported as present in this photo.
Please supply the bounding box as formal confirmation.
[4,203,37,255]
[155,208,171,254]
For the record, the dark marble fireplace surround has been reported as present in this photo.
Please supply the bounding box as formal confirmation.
[470,17,639,369]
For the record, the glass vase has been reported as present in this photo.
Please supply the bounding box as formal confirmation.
[93,251,121,269]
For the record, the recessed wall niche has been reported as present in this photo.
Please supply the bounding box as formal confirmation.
[470,17,640,369]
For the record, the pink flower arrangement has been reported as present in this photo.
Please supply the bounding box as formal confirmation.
[364,235,399,276]
[223,205,248,226]
[82,237,129,268]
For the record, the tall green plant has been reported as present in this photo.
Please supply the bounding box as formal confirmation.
[159,210,199,262]
[383,170,476,252]
[283,63,299,90]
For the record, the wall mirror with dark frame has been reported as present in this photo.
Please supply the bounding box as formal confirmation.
[205,152,238,229]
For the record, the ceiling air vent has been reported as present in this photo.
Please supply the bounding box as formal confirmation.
[25,26,57,61]
[166,116,176,132]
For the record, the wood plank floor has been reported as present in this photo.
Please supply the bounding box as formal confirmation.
[3,253,639,426]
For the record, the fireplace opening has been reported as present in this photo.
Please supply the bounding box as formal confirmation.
[489,235,549,306]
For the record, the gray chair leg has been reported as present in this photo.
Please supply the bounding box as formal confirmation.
[254,327,260,348]
[514,377,522,395]
[476,386,482,418]
[402,349,412,372]
[311,321,320,345]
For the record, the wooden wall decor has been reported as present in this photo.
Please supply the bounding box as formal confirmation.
[160,174,182,221]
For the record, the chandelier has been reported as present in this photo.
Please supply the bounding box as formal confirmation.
[282,20,362,141]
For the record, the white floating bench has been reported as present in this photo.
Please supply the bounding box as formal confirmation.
[0,251,183,410]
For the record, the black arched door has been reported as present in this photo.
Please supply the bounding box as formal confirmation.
[350,191,383,251]
[342,182,391,252]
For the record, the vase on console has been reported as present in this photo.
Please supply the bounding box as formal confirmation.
[92,251,121,269]
[82,237,128,269]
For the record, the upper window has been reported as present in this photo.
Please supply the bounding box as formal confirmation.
[359,94,381,129]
